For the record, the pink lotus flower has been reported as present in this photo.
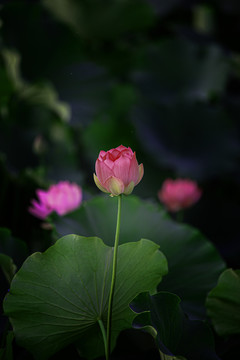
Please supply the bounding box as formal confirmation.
[158,178,202,212]
[29,181,82,219]
[94,145,144,196]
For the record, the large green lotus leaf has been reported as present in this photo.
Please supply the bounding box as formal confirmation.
[131,291,219,360]
[53,195,225,319]
[206,268,240,336]
[3,235,167,359]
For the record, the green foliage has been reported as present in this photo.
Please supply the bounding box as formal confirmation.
[0,254,16,285]
[42,0,155,39]
[53,195,226,319]
[0,163,55,252]
[0,48,70,121]
[4,235,167,359]
[131,101,239,180]
[0,48,79,180]
[0,49,22,106]
[0,227,28,268]
[131,291,219,360]
[206,268,240,336]
[131,38,229,101]
[0,331,14,360]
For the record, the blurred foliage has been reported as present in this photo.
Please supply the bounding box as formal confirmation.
[206,268,240,336]
[42,0,155,39]
[0,0,240,358]
[132,291,219,360]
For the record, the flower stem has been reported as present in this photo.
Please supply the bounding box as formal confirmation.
[98,319,108,360]
[176,210,184,223]
[106,194,122,359]
[159,349,184,360]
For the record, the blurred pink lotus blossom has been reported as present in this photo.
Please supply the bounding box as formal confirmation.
[29,181,82,219]
[94,145,144,196]
[158,178,202,212]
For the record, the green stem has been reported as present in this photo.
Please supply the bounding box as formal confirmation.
[106,194,122,359]
[98,319,108,360]
[159,349,185,360]
[159,350,171,360]
[159,350,168,360]
[176,210,184,223]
